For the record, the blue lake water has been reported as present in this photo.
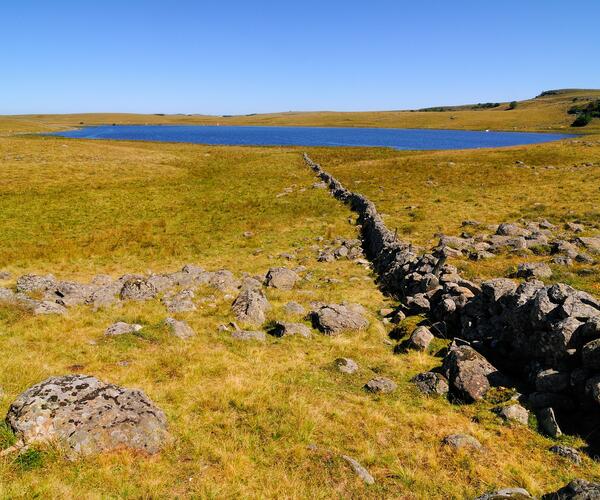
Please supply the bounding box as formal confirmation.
[51,125,572,150]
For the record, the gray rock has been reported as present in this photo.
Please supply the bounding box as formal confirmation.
[474,488,533,499]
[0,287,15,302]
[407,326,434,351]
[577,237,600,254]
[87,285,119,311]
[549,445,582,465]
[231,330,266,341]
[264,267,299,290]
[6,374,168,457]
[514,262,552,280]
[164,318,195,339]
[271,321,312,338]
[565,222,585,233]
[542,479,600,499]
[310,303,368,335]
[497,404,529,425]
[16,274,56,294]
[162,289,196,313]
[481,278,517,301]
[364,377,397,394]
[46,281,95,307]
[341,455,374,485]
[231,288,270,325]
[0,271,11,280]
[334,357,359,374]
[411,371,449,396]
[497,223,528,237]
[283,301,305,315]
[538,407,562,437]
[120,278,158,301]
[105,322,143,336]
[32,300,67,315]
[208,269,239,292]
[442,433,482,451]
[486,488,536,500]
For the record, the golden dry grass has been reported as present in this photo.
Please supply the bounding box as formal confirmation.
[0,101,599,498]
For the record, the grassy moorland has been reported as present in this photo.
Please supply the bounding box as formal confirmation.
[0,92,599,498]
[4,88,600,135]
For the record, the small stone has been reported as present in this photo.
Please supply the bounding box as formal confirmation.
[0,271,11,280]
[334,358,359,374]
[442,433,482,451]
[164,318,195,339]
[406,326,434,351]
[271,322,312,338]
[364,377,397,394]
[474,487,533,499]
[411,372,449,396]
[549,445,582,465]
[341,455,374,485]
[231,330,266,341]
[496,404,529,425]
[105,322,143,336]
[283,301,305,315]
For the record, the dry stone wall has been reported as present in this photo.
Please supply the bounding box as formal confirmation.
[303,153,600,445]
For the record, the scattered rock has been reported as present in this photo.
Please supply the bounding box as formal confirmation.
[162,289,196,313]
[6,374,169,456]
[271,321,312,338]
[231,288,270,325]
[542,479,600,499]
[264,267,299,290]
[514,262,552,280]
[283,301,305,315]
[334,357,359,374]
[164,318,195,339]
[341,455,375,485]
[442,345,502,402]
[496,404,529,425]
[120,278,157,301]
[105,322,143,336]
[442,433,482,451]
[406,326,434,351]
[231,330,266,341]
[0,271,11,280]
[310,303,368,335]
[549,445,582,465]
[411,371,449,396]
[474,488,533,499]
[364,377,397,394]
[16,274,56,294]
[32,300,67,315]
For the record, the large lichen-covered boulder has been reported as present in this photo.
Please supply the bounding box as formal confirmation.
[6,375,169,457]
[264,267,299,290]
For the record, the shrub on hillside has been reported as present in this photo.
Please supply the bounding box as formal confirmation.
[508,101,517,110]
[572,114,592,127]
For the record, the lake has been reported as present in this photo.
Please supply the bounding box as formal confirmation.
[51,125,572,150]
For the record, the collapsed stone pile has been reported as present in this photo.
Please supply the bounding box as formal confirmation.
[303,153,600,447]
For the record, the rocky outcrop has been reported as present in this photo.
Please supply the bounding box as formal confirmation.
[6,375,168,457]
[264,267,299,290]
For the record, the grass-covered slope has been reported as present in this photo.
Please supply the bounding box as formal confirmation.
[3,89,600,135]
[0,115,599,497]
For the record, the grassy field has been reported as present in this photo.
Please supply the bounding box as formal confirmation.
[3,88,600,135]
[0,94,599,498]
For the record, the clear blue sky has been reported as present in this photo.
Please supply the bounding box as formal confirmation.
[2,0,599,115]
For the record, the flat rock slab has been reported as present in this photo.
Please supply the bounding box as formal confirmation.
[231,330,266,341]
[442,433,482,451]
[6,374,169,457]
[341,455,375,485]
[334,357,359,374]
[271,321,312,338]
